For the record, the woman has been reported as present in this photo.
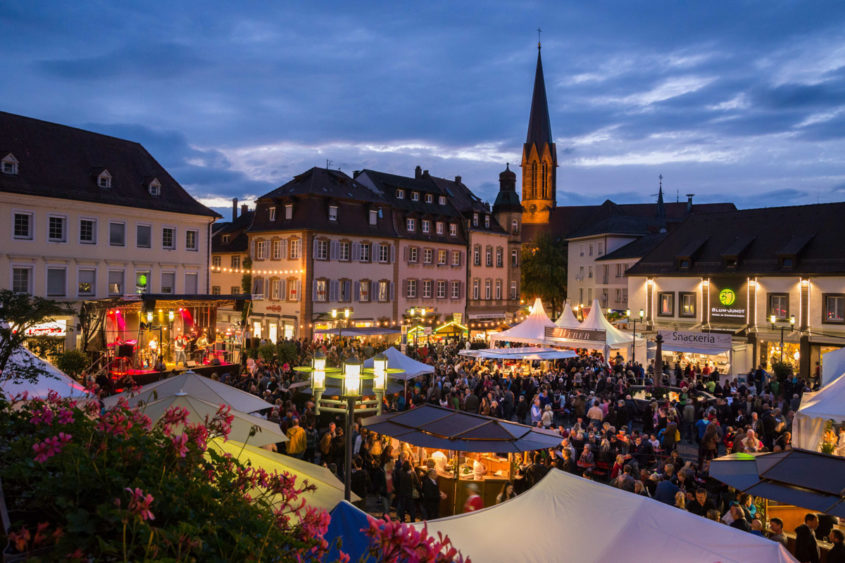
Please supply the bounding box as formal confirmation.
[541,404,554,429]
[577,443,596,474]
[674,490,686,510]
[699,423,720,465]
[661,422,679,452]
[496,481,517,504]
[610,454,626,480]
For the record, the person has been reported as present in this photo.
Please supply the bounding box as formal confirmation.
[728,504,751,532]
[530,398,542,426]
[196,330,209,363]
[687,488,716,517]
[463,482,483,513]
[653,474,680,506]
[285,418,306,458]
[794,513,821,563]
[496,481,517,504]
[349,457,370,510]
[173,335,187,367]
[396,460,419,522]
[768,517,787,546]
[750,519,765,537]
[829,529,845,563]
[674,490,686,510]
[420,469,444,520]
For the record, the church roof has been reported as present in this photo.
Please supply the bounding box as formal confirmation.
[525,48,554,151]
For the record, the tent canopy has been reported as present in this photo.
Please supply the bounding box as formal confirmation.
[322,501,375,563]
[793,373,845,450]
[413,469,796,563]
[458,347,577,361]
[363,347,433,381]
[1,344,89,400]
[489,298,555,345]
[361,404,563,453]
[555,303,581,329]
[822,347,845,387]
[579,298,633,348]
[710,449,845,517]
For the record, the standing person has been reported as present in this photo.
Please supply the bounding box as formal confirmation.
[463,483,483,513]
[794,513,821,563]
[828,530,845,563]
[173,335,187,367]
[285,418,306,459]
[420,469,444,520]
[396,460,418,522]
[303,419,319,463]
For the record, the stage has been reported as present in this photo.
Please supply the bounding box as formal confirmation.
[109,361,241,387]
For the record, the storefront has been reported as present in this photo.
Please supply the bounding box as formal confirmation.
[658,330,740,380]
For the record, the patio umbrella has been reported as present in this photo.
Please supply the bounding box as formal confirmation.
[103,370,273,414]
[208,439,359,512]
[135,394,287,447]
[710,449,845,517]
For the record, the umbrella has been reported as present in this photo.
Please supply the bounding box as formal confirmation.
[1,343,89,400]
[208,439,359,512]
[103,370,273,414]
[361,404,563,453]
[135,394,287,447]
[710,449,845,517]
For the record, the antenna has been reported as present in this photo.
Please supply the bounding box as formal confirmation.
[676,190,679,203]
[326,159,332,169]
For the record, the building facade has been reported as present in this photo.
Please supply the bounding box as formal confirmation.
[210,200,253,331]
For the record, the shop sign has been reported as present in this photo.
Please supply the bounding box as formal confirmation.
[545,326,605,342]
[265,305,283,312]
[709,278,747,324]
[659,330,732,354]
[24,320,67,337]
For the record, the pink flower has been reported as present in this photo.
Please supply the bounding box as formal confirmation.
[170,433,189,457]
[32,432,72,463]
[207,404,235,440]
[57,407,74,425]
[125,487,155,521]
[29,405,54,426]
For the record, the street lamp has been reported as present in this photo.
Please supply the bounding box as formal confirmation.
[331,307,353,338]
[628,309,645,380]
[770,314,796,363]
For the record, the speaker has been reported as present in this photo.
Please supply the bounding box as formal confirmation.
[118,344,134,358]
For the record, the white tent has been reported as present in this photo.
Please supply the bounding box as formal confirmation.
[1,344,89,400]
[489,298,555,345]
[362,346,433,381]
[793,373,845,451]
[458,347,577,361]
[580,298,634,349]
[414,469,796,563]
[555,302,581,329]
[822,347,845,387]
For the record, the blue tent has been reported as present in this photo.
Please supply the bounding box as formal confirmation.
[323,501,375,563]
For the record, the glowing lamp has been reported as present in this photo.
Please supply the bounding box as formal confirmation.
[343,359,362,397]
[607,308,612,315]
[626,309,631,317]
[311,352,326,392]
[639,309,644,319]
[344,308,351,319]
[770,315,777,324]
[373,353,387,392]
[168,311,175,322]
[146,311,153,323]
[331,309,338,319]
[789,315,796,326]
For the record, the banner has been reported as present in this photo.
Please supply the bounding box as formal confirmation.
[544,326,606,343]
[709,277,747,325]
[659,330,732,354]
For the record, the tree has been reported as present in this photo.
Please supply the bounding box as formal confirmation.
[0,290,72,383]
[520,233,567,319]
[241,256,253,325]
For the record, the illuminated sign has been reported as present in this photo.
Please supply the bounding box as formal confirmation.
[544,326,606,343]
[24,320,67,337]
[709,278,747,324]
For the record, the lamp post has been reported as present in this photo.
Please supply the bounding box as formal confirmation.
[331,307,352,338]
[770,314,796,363]
[627,309,645,381]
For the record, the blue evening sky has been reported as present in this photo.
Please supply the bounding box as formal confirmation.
[2,1,845,216]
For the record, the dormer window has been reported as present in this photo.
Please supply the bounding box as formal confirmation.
[285,203,293,220]
[679,259,691,269]
[449,223,457,237]
[269,207,277,221]
[396,189,405,200]
[1,153,19,175]
[425,194,433,204]
[97,170,112,188]
[439,195,446,205]
[148,178,161,196]
[484,215,490,228]
[472,213,479,227]
[407,218,416,232]
[411,191,420,202]
[328,205,338,221]
[222,234,231,244]
[369,209,378,226]
[422,220,431,234]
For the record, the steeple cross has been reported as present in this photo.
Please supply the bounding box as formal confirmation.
[537,27,542,49]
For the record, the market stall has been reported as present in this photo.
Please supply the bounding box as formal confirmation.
[658,329,734,380]
[544,299,632,360]
[792,373,845,453]
[489,298,555,346]
[361,405,562,516]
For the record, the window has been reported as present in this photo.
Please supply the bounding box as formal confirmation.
[222,235,230,244]
[496,248,503,268]
[425,193,433,204]
[472,213,479,227]
[616,264,624,278]
[658,292,675,317]
[272,239,283,260]
[449,223,457,237]
[255,240,268,260]
[369,209,378,225]
[407,279,417,299]
[339,241,351,261]
[136,224,151,248]
[2,154,19,175]
[422,280,433,299]
[510,281,518,300]
[422,220,430,234]
[285,204,293,220]
[378,244,390,263]
[359,279,371,302]
[484,215,490,228]
[485,247,493,267]
[439,195,446,206]
[411,191,420,202]
[598,243,604,256]
[231,255,241,269]
[511,219,519,234]
[328,205,338,221]
[437,280,447,299]
[162,227,175,249]
[13,212,32,240]
[409,247,419,263]
[407,218,416,232]
[108,270,124,296]
[48,216,66,242]
[823,294,844,323]
[269,207,277,221]
[472,279,480,300]
[12,267,31,294]
[252,277,265,297]
[473,245,481,266]
[315,279,328,302]
[436,221,444,235]
[360,242,371,262]
[511,250,519,267]
[161,272,175,294]
[135,271,150,294]
[231,286,240,295]
[313,239,328,260]
[451,281,461,299]
[148,178,161,197]
[679,292,696,318]
[186,230,198,251]
[77,269,96,296]
[495,280,502,300]
[437,249,447,265]
[109,222,125,246]
[97,170,111,188]
[185,273,198,294]
[768,293,789,320]
[212,286,221,295]
[289,238,301,259]
[423,248,433,264]
[79,219,96,244]
[452,250,461,266]
[588,266,593,279]
[396,189,405,199]
[378,280,390,302]
[485,279,492,300]
[271,279,282,300]
[287,279,299,301]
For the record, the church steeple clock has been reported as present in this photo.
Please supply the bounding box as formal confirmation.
[521,41,557,224]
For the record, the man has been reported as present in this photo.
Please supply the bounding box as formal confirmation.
[587,400,603,427]
[829,529,845,563]
[530,398,542,426]
[728,504,751,532]
[742,429,764,452]
[686,488,716,517]
[653,475,679,506]
[195,330,210,363]
[768,517,787,546]
[421,469,443,520]
[320,422,336,465]
[463,389,479,414]
[285,418,306,459]
[173,335,187,367]
[794,513,821,563]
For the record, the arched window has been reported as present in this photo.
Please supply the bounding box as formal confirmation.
[541,163,547,198]
[530,162,537,199]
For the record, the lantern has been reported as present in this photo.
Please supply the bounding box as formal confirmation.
[168,310,175,322]
[311,351,326,392]
[373,353,387,392]
[343,359,362,397]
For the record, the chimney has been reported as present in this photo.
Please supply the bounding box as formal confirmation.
[232,198,238,221]
[415,165,422,179]
[241,204,248,217]
[454,175,462,184]
[422,169,429,177]
[686,193,695,214]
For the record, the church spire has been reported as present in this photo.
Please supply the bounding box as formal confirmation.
[525,46,553,149]
[656,174,667,233]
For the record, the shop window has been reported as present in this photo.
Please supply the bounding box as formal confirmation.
[679,292,696,318]
[768,293,789,320]
[658,292,674,317]
[823,294,845,323]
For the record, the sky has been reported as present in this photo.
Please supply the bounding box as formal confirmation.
[3,1,845,217]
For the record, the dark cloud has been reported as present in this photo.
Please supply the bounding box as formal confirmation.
[39,43,207,80]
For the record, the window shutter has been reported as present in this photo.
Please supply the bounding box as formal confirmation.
[389,282,395,301]
[403,246,408,261]
[330,241,339,261]
[390,245,395,263]
[279,279,286,299]
[459,281,464,299]
[352,242,360,261]
[353,280,359,301]
[295,280,301,301]
[312,280,318,300]
[280,239,287,260]
[312,238,319,258]
[331,280,339,301]
[402,279,409,298]
[458,251,463,266]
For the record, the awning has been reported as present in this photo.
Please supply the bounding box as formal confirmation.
[313,327,399,336]
[361,404,563,453]
[659,330,732,354]
[710,449,845,517]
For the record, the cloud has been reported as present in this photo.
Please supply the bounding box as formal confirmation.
[38,43,207,80]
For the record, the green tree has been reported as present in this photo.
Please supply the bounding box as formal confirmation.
[56,349,90,377]
[0,290,73,383]
[241,256,253,325]
[520,233,567,319]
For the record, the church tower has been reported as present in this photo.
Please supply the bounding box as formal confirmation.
[521,42,557,224]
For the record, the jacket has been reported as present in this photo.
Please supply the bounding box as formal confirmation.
[794,524,820,563]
